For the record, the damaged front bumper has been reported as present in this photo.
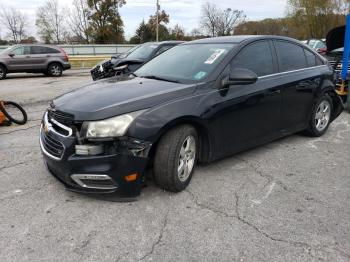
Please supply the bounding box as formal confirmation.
[39,112,152,198]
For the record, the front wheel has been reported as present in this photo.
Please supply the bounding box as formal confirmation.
[154,125,198,192]
[305,94,333,137]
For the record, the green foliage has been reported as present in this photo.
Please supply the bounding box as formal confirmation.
[129,9,170,43]
[87,0,126,44]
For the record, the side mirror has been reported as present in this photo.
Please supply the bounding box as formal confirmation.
[222,68,258,87]
[8,53,15,57]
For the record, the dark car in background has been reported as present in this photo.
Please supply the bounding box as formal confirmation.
[90,41,184,81]
[41,36,343,198]
[0,44,71,80]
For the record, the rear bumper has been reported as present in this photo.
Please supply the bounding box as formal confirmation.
[40,124,150,198]
[63,63,71,71]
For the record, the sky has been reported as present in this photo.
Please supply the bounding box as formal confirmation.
[0,0,288,40]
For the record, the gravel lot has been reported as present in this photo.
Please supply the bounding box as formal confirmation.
[0,71,350,262]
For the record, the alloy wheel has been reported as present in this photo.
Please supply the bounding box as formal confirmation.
[315,100,331,132]
[178,135,196,182]
[51,65,61,76]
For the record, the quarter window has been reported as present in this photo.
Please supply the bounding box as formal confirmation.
[231,41,274,77]
[305,49,317,67]
[275,41,307,72]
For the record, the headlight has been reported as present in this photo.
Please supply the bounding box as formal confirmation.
[82,110,146,138]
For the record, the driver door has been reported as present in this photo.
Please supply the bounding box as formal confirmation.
[6,46,31,71]
[209,40,283,158]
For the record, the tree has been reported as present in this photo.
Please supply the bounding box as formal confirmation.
[200,2,246,37]
[287,0,349,39]
[87,0,125,44]
[69,0,91,43]
[0,6,28,43]
[130,9,170,43]
[36,0,67,44]
[169,24,185,40]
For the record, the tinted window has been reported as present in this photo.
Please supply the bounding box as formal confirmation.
[231,41,274,77]
[127,43,159,59]
[155,45,173,56]
[12,46,30,55]
[275,41,307,72]
[31,46,60,54]
[305,49,316,67]
[136,43,235,83]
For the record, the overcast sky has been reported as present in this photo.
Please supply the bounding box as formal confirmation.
[0,0,288,40]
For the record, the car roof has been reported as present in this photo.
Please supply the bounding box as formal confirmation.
[186,35,303,45]
[10,44,60,48]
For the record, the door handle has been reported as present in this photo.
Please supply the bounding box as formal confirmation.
[268,89,281,96]
[25,56,31,58]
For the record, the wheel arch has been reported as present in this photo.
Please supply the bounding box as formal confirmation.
[0,62,7,71]
[149,116,213,164]
[47,61,63,70]
[320,87,344,121]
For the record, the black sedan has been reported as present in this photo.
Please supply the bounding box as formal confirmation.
[40,36,343,198]
[90,41,184,81]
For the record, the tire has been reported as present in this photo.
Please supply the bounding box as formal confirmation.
[47,63,63,77]
[305,94,333,137]
[0,101,27,125]
[0,65,7,80]
[154,125,198,192]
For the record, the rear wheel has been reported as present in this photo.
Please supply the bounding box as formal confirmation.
[47,63,63,77]
[154,125,198,192]
[305,94,333,137]
[0,65,6,80]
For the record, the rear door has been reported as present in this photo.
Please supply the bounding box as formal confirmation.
[30,46,59,70]
[273,40,323,132]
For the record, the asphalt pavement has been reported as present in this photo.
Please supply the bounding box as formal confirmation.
[0,71,350,262]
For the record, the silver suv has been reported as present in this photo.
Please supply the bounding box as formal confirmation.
[0,44,71,80]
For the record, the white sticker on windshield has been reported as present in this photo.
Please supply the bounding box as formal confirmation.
[204,49,226,64]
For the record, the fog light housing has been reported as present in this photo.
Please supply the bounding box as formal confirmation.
[71,174,117,190]
[75,144,104,156]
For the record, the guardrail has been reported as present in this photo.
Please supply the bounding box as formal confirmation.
[0,44,136,56]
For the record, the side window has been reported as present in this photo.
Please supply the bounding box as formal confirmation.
[231,41,274,77]
[30,46,59,54]
[275,41,307,72]
[155,45,173,56]
[304,49,316,67]
[12,47,24,55]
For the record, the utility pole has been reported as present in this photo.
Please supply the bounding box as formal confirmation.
[156,0,159,42]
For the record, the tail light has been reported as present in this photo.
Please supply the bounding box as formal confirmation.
[59,48,69,62]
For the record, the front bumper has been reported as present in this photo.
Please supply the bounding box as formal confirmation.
[39,120,150,198]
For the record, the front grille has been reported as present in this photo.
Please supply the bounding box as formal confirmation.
[41,131,64,159]
[90,60,114,80]
[48,109,74,125]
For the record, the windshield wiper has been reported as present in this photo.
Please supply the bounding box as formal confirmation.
[140,75,180,83]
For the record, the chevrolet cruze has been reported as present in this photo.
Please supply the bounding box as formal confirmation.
[40,36,343,198]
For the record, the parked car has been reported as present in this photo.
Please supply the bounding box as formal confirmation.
[40,35,343,198]
[302,39,327,55]
[0,44,71,80]
[90,41,184,81]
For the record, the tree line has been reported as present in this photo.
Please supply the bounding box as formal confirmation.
[0,0,349,45]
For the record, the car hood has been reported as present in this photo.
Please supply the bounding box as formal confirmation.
[53,77,196,121]
[326,25,345,52]
[111,58,145,66]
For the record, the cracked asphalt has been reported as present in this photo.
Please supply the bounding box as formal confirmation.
[1,71,350,262]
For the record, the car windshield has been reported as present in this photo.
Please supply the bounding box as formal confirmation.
[135,43,235,83]
[0,46,12,54]
[126,43,159,60]
[118,45,140,59]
